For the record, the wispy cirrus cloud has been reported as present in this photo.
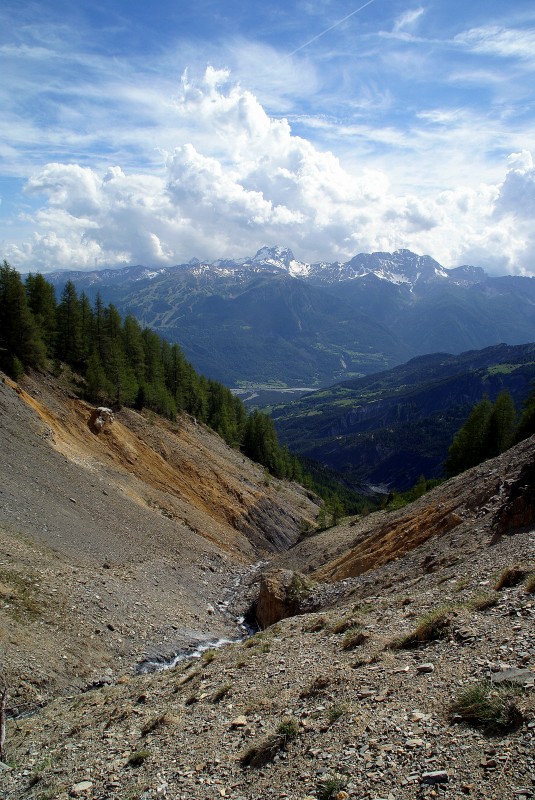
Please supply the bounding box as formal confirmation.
[455,24,535,63]
[393,7,425,33]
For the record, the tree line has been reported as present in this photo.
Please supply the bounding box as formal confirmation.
[0,261,303,481]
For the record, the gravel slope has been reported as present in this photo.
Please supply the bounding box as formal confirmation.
[0,371,316,709]
[0,371,533,800]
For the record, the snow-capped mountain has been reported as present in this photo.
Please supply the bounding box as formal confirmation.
[203,246,453,286]
[181,246,483,288]
[42,246,535,392]
[41,246,492,292]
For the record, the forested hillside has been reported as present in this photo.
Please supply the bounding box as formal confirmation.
[0,261,301,480]
[273,344,535,491]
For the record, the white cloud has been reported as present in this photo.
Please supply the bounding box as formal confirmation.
[455,25,535,63]
[2,69,535,276]
[491,151,535,271]
[393,7,425,33]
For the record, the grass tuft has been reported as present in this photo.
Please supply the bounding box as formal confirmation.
[317,773,347,799]
[326,703,348,725]
[202,649,216,664]
[449,681,523,733]
[390,606,453,649]
[341,627,368,651]
[212,683,232,703]
[467,592,498,611]
[524,572,535,594]
[240,717,299,768]
[127,749,150,767]
[494,565,527,591]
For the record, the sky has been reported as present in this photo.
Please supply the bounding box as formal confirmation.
[1,0,535,275]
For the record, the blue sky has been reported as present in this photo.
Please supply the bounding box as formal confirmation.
[2,0,535,274]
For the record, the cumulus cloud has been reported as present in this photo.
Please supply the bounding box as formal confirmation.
[2,69,535,275]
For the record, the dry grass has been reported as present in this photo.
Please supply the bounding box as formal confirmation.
[331,616,362,634]
[0,568,44,621]
[341,628,368,651]
[212,683,232,703]
[240,717,299,768]
[127,749,150,767]
[141,713,179,737]
[494,565,528,590]
[299,675,330,699]
[524,572,535,593]
[303,616,327,633]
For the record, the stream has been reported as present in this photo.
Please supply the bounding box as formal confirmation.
[135,561,265,674]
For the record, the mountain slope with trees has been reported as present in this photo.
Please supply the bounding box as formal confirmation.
[272,343,535,492]
[0,261,301,481]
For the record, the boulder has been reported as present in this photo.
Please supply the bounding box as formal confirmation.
[495,459,535,533]
[88,407,114,434]
[254,569,311,629]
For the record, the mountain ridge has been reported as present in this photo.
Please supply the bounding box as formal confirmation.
[39,245,508,289]
[39,247,535,391]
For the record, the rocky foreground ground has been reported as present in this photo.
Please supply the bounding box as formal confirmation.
[0,371,534,800]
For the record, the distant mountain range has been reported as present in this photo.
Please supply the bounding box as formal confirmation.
[44,247,535,389]
[272,342,535,492]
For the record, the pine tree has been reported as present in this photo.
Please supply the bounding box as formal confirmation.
[93,292,106,362]
[444,397,492,477]
[56,281,83,367]
[243,410,285,476]
[482,390,516,458]
[78,292,94,368]
[25,272,57,357]
[85,351,111,403]
[122,315,145,383]
[102,304,138,407]
[0,261,46,376]
[326,493,345,526]
[515,383,535,442]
